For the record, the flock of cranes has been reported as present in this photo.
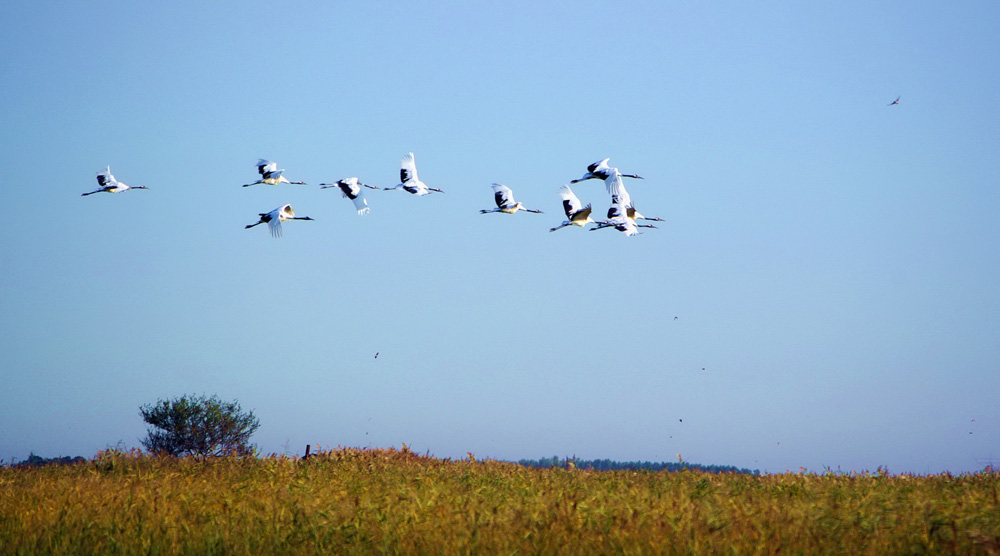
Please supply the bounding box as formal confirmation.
[82,154,663,238]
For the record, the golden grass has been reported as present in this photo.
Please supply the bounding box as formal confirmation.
[2,447,998,555]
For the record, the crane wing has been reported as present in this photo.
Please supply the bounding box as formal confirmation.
[350,192,370,215]
[606,195,638,235]
[607,201,626,220]
[96,166,116,186]
[587,158,610,173]
[267,218,283,238]
[491,183,514,208]
[266,206,291,238]
[338,178,361,199]
[400,152,418,184]
[344,177,360,191]
[572,204,593,223]
[557,184,583,217]
[604,171,630,207]
[338,181,369,213]
[257,159,276,176]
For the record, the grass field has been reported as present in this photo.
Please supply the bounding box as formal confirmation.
[2,447,998,555]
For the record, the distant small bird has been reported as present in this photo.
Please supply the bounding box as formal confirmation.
[82,166,149,196]
[243,159,307,187]
[384,152,443,195]
[320,177,379,215]
[674,316,679,320]
[888,96,900,106]
[549,185,595,232]
[480,183,543,215]
[245,204,314,238]
[374,352,379,359]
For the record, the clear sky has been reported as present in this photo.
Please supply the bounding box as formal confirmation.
[2,1,998,474]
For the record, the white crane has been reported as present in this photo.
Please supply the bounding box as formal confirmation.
[245,204,314,238]
[384,152,443,195]
[82,166,148,196]
[571,157,643,193]
[604,170,664,224]
[602,167,633,208]
[590,194,658,236]
[479,183,543,215]
[242,159,307,187]
[320,177,379,215]
[549,185,595,232]
[591,170,661,235]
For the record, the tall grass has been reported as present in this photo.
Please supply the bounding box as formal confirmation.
[2,447,998,555]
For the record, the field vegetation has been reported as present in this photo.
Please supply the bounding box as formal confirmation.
[2,446,999,555]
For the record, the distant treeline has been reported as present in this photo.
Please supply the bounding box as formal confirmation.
[516,456,760,475]
[10,453,86,467]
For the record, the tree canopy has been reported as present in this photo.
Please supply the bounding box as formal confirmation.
[139,394,259,457]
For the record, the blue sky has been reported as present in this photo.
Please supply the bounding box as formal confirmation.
[2,1,998,474]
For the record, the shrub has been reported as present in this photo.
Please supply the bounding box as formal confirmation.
[139,394,259,457]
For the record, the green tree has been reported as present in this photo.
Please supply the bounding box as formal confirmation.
[139,394,260,457]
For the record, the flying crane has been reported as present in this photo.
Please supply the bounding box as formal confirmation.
[242,159,307,187]
[590,194,658,236]
[571,158,644,183]
[589,171,658,236]
[82,166,149,196]
[383,152,443,195]
[479,183,543,214]
[549,184,595,232]
[244,204,314,238]
[320,177,379,215]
